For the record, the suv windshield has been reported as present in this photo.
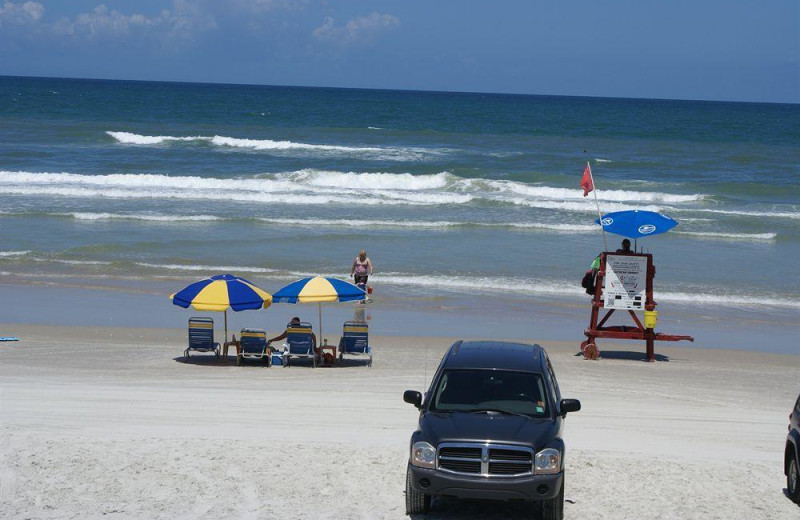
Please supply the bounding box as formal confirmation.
[430,369,549,417]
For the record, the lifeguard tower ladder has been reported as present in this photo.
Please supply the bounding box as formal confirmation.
[583,252,693,362]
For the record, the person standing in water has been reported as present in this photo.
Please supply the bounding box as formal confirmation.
[351,249,373,300]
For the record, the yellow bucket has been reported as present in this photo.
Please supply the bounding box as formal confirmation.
[644,310,658,329]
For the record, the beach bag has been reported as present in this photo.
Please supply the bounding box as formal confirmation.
[581,270,596,295]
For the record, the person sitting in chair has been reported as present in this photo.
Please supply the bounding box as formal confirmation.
[267,316,318,356]
[616,239,632,254]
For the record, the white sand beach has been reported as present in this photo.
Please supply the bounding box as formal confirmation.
[1,323,798,519]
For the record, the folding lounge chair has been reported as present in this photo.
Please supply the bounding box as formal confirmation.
[338,321,372,366]
[185,317,220,358]
[237,328,271,366]
[282,322,317,368]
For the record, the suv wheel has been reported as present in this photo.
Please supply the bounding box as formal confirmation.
[405,466,431,515]
[789,453,800,503]
[538,479,564,520]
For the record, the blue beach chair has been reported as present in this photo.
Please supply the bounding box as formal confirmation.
[237,328,271,366]
[185,317,220,358]
[282,322,317,368]
[338,321,372,366]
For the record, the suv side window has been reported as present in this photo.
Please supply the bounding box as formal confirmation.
[423,349,453,408]
[545,354,562,404]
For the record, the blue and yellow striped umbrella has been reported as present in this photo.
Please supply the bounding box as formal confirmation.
[171,274,272,342]
[272,276,365,304]
[272,276,365,344]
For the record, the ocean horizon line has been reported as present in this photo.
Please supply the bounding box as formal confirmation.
[3,74,798,106]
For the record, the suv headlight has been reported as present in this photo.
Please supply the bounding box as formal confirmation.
[534,448,561,474]
[411,442,436,469]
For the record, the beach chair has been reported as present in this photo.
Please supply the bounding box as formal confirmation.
[237,328,271,366]
[337,321,372,367]
[185,317,220,358]
[282,322,317,368]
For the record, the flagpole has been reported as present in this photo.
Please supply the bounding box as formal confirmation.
[588,162,609,252]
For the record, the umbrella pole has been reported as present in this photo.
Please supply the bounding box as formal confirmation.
[318,302,323,347]
[224,310,228,343]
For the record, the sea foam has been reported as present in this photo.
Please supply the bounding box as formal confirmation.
[69,212,221,222]
[107,131,209,145]
[107,131,426,161]
[0,169,724,215]
[700,208,800,220]
[366,272,800,309]
[3,209,602,233]
[290,169,450,190]
[136,262,282,274]
[675,231,778,241]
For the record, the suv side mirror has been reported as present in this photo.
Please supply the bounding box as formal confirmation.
[560,399,581,416]
[404,390,423,409]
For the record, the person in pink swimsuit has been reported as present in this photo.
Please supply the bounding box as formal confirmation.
[351,249,373,292]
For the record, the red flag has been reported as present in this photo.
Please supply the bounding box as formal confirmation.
[581,164,594,197]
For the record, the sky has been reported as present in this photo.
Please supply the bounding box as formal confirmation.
[0,0,798,103]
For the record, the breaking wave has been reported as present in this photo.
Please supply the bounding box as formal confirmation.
[674,231,777,241]
[107,131,427,161]
[1,211,602,233]
[69,213,221,222]
[135,262,283,274]
[699,208,800,220]
[0,170,712,213]
[50,211,779,240]
[370,273,799,309]
[3,255,796,309]
[106,131,209,145]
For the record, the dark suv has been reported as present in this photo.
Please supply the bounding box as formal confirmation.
[403,341,580,519]
[786,392,800,504]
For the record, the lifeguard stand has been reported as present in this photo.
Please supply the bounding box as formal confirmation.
[582,252,693,362]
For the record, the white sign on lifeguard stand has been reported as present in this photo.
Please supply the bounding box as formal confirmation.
[603,254,647,311]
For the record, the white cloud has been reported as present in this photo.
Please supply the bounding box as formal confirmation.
[313,11,399,46]
[228,0,307,14]
[0,1,45,26]
[1,1,216,44]
[54,1,216,42]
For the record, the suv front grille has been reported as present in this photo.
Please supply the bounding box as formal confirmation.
[437,443,533,477]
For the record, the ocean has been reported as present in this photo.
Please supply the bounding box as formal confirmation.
[1,76,798,351]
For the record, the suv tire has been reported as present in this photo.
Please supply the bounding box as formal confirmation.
[789,453,800,503]
[538,479,564,520]
[405,466,431,515]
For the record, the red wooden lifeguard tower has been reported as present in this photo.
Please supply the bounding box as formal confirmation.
[582,252,693,362]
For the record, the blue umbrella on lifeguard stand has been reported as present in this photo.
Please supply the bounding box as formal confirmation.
[596,209,678,249]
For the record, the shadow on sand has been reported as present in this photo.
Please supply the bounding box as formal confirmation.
[172,354,372,368]
[408,496,549,520]
[173,355,238,366]
[574,350,670,362]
